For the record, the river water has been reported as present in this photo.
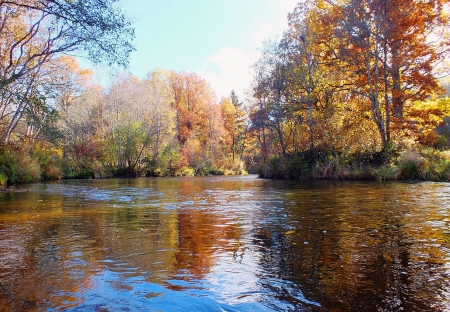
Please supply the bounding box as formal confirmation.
[0,175,449,311]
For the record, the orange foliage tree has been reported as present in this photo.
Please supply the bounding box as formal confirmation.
[248,0,450,164]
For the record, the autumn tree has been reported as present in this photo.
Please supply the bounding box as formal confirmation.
[251,39,290,156]
[58,88,101,177]
[248,72,277,163]
[281,1,323,151]
[103,73,149,172]
[0,56,93,144]
[220,90,246,163]
[169,71,226,172]
[230,91,247,161]
[324,0,449,148]
[59,69,236,177]
[0,0,134,88]
[204,102,226,169]
[143,69,177,163]
[0,0,134,146]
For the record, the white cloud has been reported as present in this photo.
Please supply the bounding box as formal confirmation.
[252,0,299,45]
[200,47,260,101]
[199,0,299,102]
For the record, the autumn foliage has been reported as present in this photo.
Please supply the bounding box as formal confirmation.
[1,0,450,183]
[248,0,450,179]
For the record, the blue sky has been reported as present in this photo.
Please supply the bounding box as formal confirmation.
[92,0,299,100]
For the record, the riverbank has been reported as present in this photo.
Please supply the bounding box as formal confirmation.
[2,143,450,185]
[0,144,247,186]
[0,187,27,193]
[258,147,450,181]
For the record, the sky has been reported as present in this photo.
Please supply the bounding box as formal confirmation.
[91,0,299,101]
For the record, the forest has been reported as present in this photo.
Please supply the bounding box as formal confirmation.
[1,0,450,186]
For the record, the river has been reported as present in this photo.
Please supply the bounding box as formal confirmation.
[0,175,449,311]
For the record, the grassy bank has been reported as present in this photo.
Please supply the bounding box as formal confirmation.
[0,143,247,186]
[258,148,450,181]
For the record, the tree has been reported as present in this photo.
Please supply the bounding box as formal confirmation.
[143,69,176,163]
[325,0,449,148]
[0,0,134,88]
[230,90,246,161]
[59,84,105,165]
[169,71,221,171]
[248,76,273,163]
[105,72,149,172]
[282,1,326,151]
[0,0,134,145]
[385,0,449,119]
[220,91,246,162]
[251,39,289,156]
[0,55,93,143]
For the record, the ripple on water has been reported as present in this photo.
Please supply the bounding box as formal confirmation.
[0,177,450,311]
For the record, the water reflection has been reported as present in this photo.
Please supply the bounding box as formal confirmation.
[0,176,449,311]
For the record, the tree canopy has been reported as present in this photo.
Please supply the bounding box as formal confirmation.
[1,0,450,183]
[0,0,134,87]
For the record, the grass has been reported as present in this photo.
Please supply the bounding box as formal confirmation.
[259,147,450,181]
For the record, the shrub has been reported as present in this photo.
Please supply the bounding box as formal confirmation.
[91,161,111,178]
[15,154,41,183]
[398,161,421,180]
[61,159,96,179]
[313,156,340,179]
[396,150,426,180]
[151,167,171,177]
[42,163,63,181]
[174,166,195,177]
[208,168,224,175]
[0,147,16,183]
[0,173,7,187]
[259,156,287,179]
[376,163,399,180]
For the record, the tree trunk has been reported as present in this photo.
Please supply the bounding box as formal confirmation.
[391,46,403,118]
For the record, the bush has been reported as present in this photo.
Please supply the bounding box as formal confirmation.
[61,159,96,179]
[0,173,7,187]
[396,150,425,180]
[259,156,287,179]
[174,166,195,177]
[0,147,16,183]
[313,156,340,179]
[376,163,399,180]
[418,149,450,181]
[42,162,63,181]
[208,168,224,175]
[398,161,421,180]
[259,148,398,180]
[14,154,41,183]
[151,167,171,177]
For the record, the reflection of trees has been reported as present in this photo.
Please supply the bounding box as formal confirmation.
[0,189,184,310]
[0,191,106,310]
[1,179,449,311]
[253,181,450,311]
[173,208,238,279]
[101,207,180,283]
[0,177,243,310]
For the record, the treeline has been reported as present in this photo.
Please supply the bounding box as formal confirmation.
[0,0,135,185]
[246,0,450,180]
[2,0,450,185]
[62,70,247,178]
[0,66,247,184]
[0,0,247,185]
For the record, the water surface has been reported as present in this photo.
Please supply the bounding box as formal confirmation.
[0,176,449,311]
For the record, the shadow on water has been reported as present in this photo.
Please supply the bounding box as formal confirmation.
[0,176,449,311]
